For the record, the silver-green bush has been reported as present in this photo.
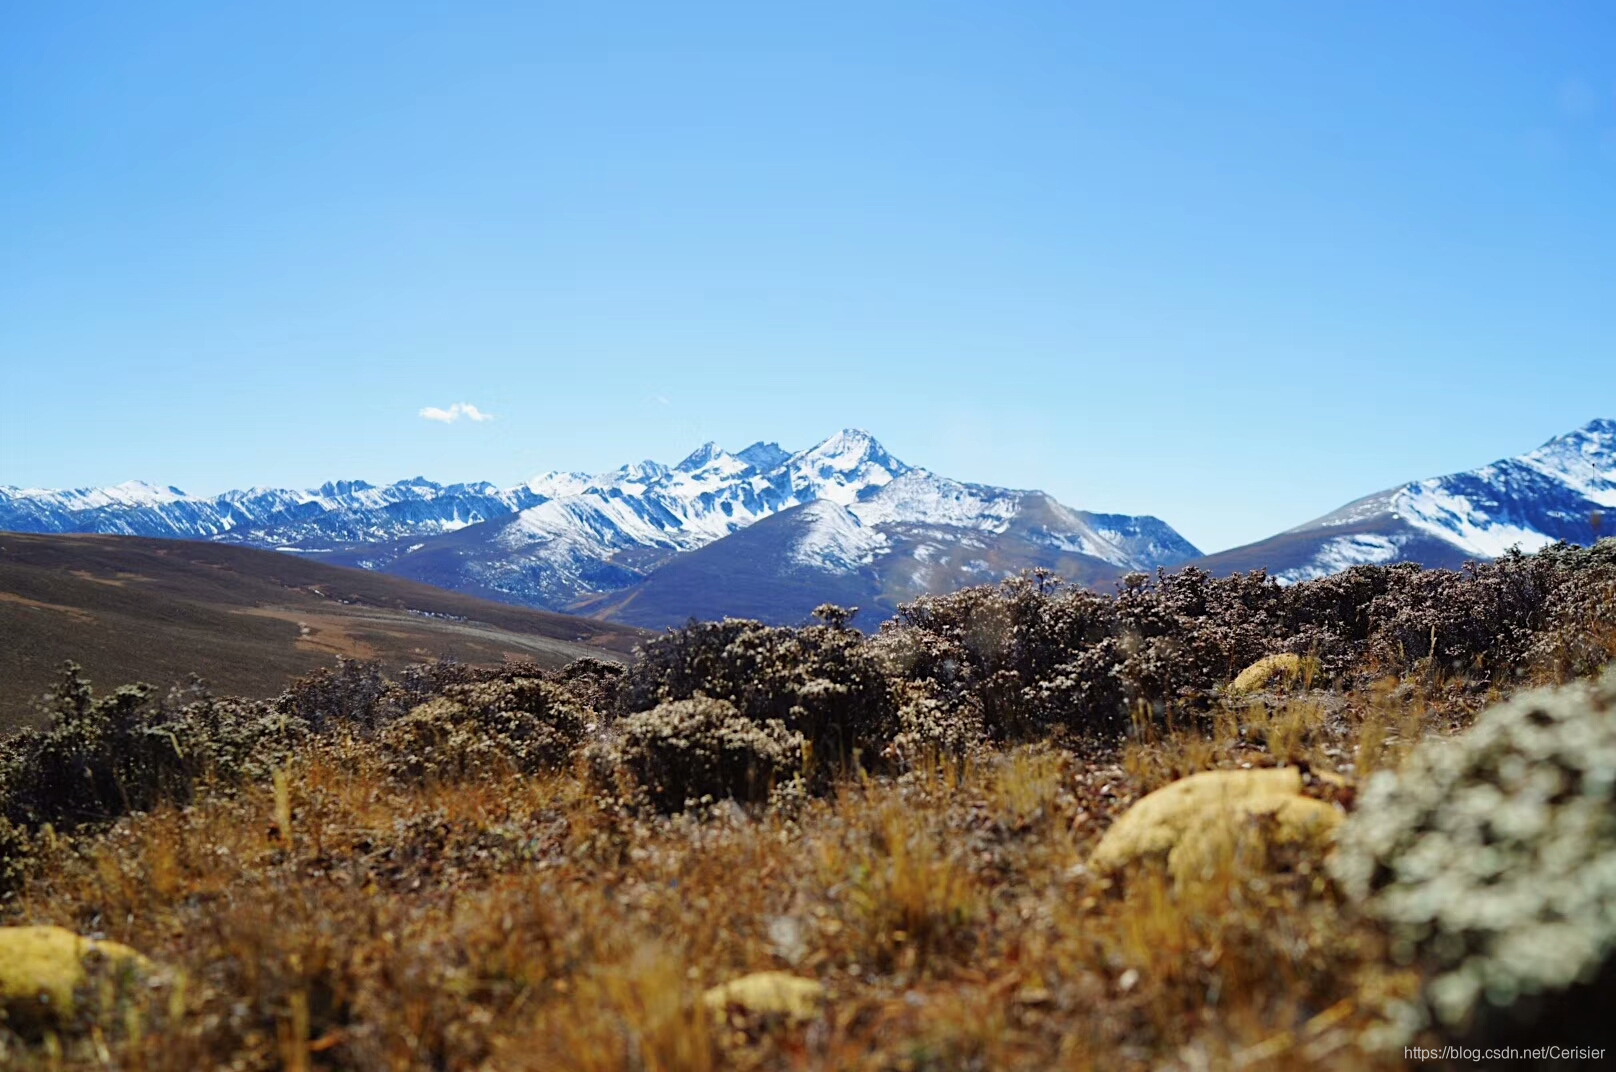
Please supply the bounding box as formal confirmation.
[1332,665,1616,1041]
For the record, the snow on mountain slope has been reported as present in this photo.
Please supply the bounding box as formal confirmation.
[791,500,891,571]
[456,431,1198,608]
[848,470,1022,531]
[2,429,1202,617]
[490,431,911,564]
[0,478,542,546]
[1194,419,1616,583]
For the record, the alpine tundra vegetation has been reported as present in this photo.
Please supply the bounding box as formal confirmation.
[2,539,1615,1068]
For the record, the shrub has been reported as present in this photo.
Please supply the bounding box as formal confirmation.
[378,679,588,783]
[878,569,1285,739]
[547,656,627,714]
[591,695,804,813]
[620,617,894,772]
[0,666,295,831]
[883,680,985,768]
[0,665,304,896]
[1332,666,1616,1043]
[1525,540,1616,681]
[276,657,404,733]
[876,544,1616,745]
[0,815,31,898]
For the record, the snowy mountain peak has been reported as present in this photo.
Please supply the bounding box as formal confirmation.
[737,441,790,471]
[675,442,726,472]
[612,460,671,486]
[792,428,906,474]
[1517,419,1616,507]
[105,480,189,505]
[781,429,908,506]
[318,479,378,497]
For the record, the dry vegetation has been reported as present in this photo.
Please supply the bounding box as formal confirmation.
[0,533,643,733]
[3,541,1615,1070]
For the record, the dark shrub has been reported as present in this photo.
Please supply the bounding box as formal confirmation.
[0,815,30,897]
[276,657,402,733]
[877,543,1616,745]
[548,657,627,714]
[620,617,894,772]
[875,571,1124,739]
[1525,540,1616,681]
[878,569,1288,739]
[883,679,985,767]
[0,665,294,831]
[0,665,304,896]
[378,678,588,783]
[592,695,803,813]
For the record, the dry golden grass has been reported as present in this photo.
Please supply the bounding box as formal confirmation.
[0,677,1460,1071]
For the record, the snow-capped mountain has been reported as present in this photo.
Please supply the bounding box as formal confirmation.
[1193,419,1616,583]
[365,431,1201,617]
[505,429,909,565]
[2,430,1200,624]
[0,477,542,548]
[586,474,1203,630]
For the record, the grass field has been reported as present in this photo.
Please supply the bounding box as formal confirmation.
[0,532,644,732]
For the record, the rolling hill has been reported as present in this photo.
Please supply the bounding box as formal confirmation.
[0,533,644,732]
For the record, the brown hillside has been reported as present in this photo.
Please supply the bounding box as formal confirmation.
[0,532,646,732]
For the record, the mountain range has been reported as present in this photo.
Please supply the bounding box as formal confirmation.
[0,430,1201,627]
[4,421,1612,627]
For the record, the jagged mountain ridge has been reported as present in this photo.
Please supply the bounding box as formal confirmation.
[358,431,1203,617]
[1192,418,1616,582]
[0,477,542,547]
[2,430,1201,623]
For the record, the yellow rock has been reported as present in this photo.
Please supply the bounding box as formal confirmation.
[1091,768,1341,886]
[1227,653,1321,696]
[1166,794,1341,885]
[701,971,825,1022]
[0,925,153,1034]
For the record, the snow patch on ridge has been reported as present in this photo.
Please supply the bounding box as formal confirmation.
[790,501,890,572]
[849,470,1021,531]
[1276,534,1407,584]
[1395,481,1557,558]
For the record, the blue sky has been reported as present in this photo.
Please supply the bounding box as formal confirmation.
[2,2,1612,553]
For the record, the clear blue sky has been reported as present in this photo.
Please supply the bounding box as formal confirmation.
[3,2,1613,552]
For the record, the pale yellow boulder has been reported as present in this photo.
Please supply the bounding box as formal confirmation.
[1091,768,1341,886]
[702,971,825,1022]
[1167,794,1341,885]
[1227,653,1321,696]
[0,925,153,1034]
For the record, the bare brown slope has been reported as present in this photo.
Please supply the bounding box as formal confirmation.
[0,532,646,732]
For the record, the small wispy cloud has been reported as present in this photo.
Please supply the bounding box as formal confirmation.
[419,402,495,424]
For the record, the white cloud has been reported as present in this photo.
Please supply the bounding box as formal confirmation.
[419,402,495,424]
